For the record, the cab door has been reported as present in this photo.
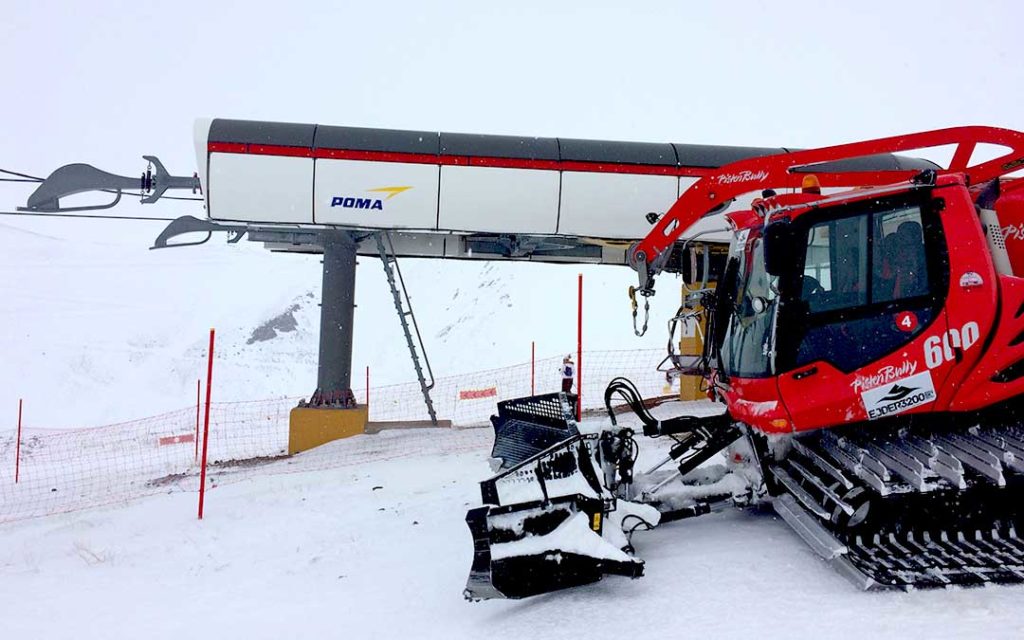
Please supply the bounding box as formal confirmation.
[776,194,953,431]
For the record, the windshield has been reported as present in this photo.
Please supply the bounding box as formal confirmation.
[717,231,777,378]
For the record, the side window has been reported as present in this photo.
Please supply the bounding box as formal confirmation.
[789,203,937,373]
[800,216,868,313]
[872,206,929,303]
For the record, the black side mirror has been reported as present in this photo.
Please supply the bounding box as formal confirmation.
[764,219,793,277]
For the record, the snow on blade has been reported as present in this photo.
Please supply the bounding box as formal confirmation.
[490,512,632,562]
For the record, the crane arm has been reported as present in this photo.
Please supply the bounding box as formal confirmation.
[628,126,1024,294]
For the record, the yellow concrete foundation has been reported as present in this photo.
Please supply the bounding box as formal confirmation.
[288,405,368,455]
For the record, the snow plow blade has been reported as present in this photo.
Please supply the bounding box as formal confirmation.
[464,498,644,600]
[463,433,646,600]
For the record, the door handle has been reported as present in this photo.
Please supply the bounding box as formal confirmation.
[792,367,818,380]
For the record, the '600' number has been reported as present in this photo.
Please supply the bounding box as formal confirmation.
[925,321,980,369]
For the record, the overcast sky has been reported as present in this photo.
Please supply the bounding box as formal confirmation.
[3,0,1023,199]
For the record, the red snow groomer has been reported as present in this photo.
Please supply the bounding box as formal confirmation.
[465,126,1024,599]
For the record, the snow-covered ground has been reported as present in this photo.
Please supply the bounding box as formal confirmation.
[2,410,1023,640]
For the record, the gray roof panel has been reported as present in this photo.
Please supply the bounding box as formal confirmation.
[671,143,785,168]
[440,132,559,160]
[794,153,940,173]
[314,125,439,155]
[558,138,677,166]
[209,119,316,147]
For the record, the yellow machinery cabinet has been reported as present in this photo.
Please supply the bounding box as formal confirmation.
[677,321,706,401]
[288,405,368,454]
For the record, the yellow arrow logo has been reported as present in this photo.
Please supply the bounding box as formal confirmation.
[367,186,413,200]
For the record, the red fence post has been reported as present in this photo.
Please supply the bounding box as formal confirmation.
[198,329,215,520]
[531,341,536,396]
[194,379,201,462]
[577,274,583,421]
[366,366,370,416]
[14,399,22,484]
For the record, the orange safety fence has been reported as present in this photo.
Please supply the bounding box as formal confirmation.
[0,349,675,524]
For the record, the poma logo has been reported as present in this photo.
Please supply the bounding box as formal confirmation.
[331,186,413,210]
[332,196,383,210]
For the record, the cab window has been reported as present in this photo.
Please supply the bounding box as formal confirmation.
[872,207,929,303]
[801,216,868,313]
[800,206,929,312]
[787,201,939,373]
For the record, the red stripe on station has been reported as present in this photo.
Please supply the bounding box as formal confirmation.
[208,141,248,153]
[208,143,713,177]
[465,156,564,171]
[557,161,691,176]
[248,144,314,157]
[312,148,441,164]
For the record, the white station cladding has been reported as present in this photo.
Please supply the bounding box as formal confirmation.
[193,118,801,245]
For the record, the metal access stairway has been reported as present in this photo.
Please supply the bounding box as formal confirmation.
[375,232,438,425]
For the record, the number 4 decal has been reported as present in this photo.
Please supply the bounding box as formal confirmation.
[895,311,918,332]
[925,321,980,369]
